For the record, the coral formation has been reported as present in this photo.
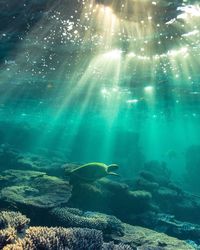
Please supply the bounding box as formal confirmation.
[135,176,159,192]
[111,223,194,250]
[0,210,194,250]
[1,152,200,248]
[50,207,124,236]
[129,161,200,225]
[135,212,200,244]
[102,242,132,250]
[69,181,110,212]
[0,211,30,232]
[0,170,72,209]
[70,178,152,220]
[99,179,129,194]
[0,224,129,250]
[5,227,103,250]
[63,163,80,176]
[156,187,182,202]
[0,145,21,171]
[0,228,16,249]
[2,227,102,250]
[109,188,153,218]
[143,160,171,186]
[0,143,66,177]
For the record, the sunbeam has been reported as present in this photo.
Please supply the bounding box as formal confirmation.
[0,0,200,165]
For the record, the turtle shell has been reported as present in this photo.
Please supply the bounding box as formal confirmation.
[70,162,108,182]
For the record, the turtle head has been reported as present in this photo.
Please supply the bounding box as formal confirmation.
[107,164,119,173]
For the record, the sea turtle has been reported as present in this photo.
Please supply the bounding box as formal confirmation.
[69,162,119,182]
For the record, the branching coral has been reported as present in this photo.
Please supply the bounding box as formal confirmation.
[4,226,132,250]
[0,211,30,232]
[102,242,133,250]
[0,209,125,249]
[0,209,194,250]
[0,228,16,249]
[4,227,103,250]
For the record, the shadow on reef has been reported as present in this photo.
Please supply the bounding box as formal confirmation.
[0,146,200,248]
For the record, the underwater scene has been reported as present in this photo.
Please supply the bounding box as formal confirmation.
[1,0,200,249]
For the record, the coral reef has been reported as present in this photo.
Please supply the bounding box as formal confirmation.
[156,187,182,202]
[0,211,129,250]
[0,145,21,171]
[102,242,132,250]
[0,170,72,209]
[135,212,200,245]
[0,169,47,185]
[69,181,110,212]
[155,214,200,243]
[2,224,194,250]
[0,143,66,177]
[3,227,132,250]
[1,154,200,247]
[0,209,194,250]
[109,188,153,218]
[127,190,152,204]
[70,178,152,220]
[0,228,16,249]
[0,168,152,227]
[0,211,30,232]
[142,160,171,186]
[63,163,80,176]
[111,223,194,250]
[50,207,124,236]
[16,154,66,176]
[171,193,200,224]
[129,162,200,224]
[4,227,103,250]
[122,164,200,241]
[99,179,129,193]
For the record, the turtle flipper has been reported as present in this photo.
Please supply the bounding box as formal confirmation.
[108,164,119,172]
[108,172,120,176]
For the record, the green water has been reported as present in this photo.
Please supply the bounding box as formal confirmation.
[0,83,200,183]
[2,3,200,249]
[0,0,200,192]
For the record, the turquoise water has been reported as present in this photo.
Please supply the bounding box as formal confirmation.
[1,1,200,248]
[1,82,200,182]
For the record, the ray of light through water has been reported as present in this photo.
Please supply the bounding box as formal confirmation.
[0,0,200,168]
